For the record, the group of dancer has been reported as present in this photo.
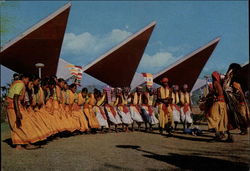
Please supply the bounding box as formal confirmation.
[6,72,194,149]
[5,62,249,149]
[200,63,249,141]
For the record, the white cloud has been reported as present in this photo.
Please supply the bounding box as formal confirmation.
[167,46,182,53]
[140,52,177,70]
[62,29,132,57]
[61,29,185,75]
[166,44,191,53]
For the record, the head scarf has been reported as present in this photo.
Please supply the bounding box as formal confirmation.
[161,77,168,83]
[183,84,188,89]
[212,71,221,82]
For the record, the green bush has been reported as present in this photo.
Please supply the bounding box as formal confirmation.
[1,99,8,123]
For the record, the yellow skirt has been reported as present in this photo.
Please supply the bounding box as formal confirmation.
[7,107,46,144]
[58,103,77,132]
[26,107,51,139]
[158,104,173,128]
[7,108,30,145]
[73,104,89,132]
[51,100,70,132]
[34,106,58,135]
[209,101,228,132]
[83,106,99,129]
[64,105,79,132]
[45,99,64,132]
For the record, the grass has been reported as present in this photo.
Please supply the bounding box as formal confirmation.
[1,100,8,123]
[1,122,9,133]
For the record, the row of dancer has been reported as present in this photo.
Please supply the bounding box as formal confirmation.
[6,73,193,149]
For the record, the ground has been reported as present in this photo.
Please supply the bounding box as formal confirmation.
[1,122,249,171]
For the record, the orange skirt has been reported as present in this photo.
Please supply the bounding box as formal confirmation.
[34,106,58,135]
[45,99,64,132]
[64,105,79,132]
[26,107,51,139]
[83,106,100,129]
[7,107,46,144]
[51,100,69,132]
[158,103,173,128]
[71,104,89,132]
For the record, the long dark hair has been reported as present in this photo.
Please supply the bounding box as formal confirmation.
[226,63,242,84]
[31,75,40,94]
[48,77,56,97]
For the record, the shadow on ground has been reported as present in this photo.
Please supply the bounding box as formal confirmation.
[171,134,214,142]
[101,163,134,171]
[3,138,15,148]
[116,145,249,171]
[2,131,75,149]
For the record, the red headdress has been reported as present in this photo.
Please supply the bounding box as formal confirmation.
[161,77,168,83]
[212,71,221,82]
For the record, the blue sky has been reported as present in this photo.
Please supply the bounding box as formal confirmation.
[0,1,248,86]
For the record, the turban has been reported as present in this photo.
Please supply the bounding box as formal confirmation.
[161,77,168,83]
[212,71,221,82]
[116,87,122,93]
[183,84,188,89]
[173,85,179,90]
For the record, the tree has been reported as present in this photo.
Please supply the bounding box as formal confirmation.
[0,1,18,45]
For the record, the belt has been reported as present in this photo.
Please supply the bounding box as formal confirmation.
[215,96,225,102]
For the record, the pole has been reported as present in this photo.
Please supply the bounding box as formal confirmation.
[35,63,44,79]
[38,68,41,78]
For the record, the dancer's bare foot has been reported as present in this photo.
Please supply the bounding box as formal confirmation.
[239,131,248,135]
[15,145,24,150]
[25,144,38,150]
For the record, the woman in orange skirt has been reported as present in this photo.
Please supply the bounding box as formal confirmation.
[25,80,51,139]
[63,83,80,132]
[33,78,58,136]
[44,78,64,133]
[6,74,45,149]
[67,84,89,132]
[83,91,100,131]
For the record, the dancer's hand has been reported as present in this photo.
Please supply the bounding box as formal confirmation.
[16,118,22,128]
[16,110,22,120]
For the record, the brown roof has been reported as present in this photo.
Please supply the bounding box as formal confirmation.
[153,37,221,90]
[83,22,156,87]
[0,3,71,78]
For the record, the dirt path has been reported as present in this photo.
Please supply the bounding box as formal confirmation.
[1,123,249,170]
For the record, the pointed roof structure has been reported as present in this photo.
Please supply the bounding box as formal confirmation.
[191,78,207,93]
[0,3,71,77]
[153,37,221,90]
[83,22,156,87]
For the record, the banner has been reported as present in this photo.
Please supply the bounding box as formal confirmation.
[66,64,83,84]
[141,73,153,88]
[204,78,213,96]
